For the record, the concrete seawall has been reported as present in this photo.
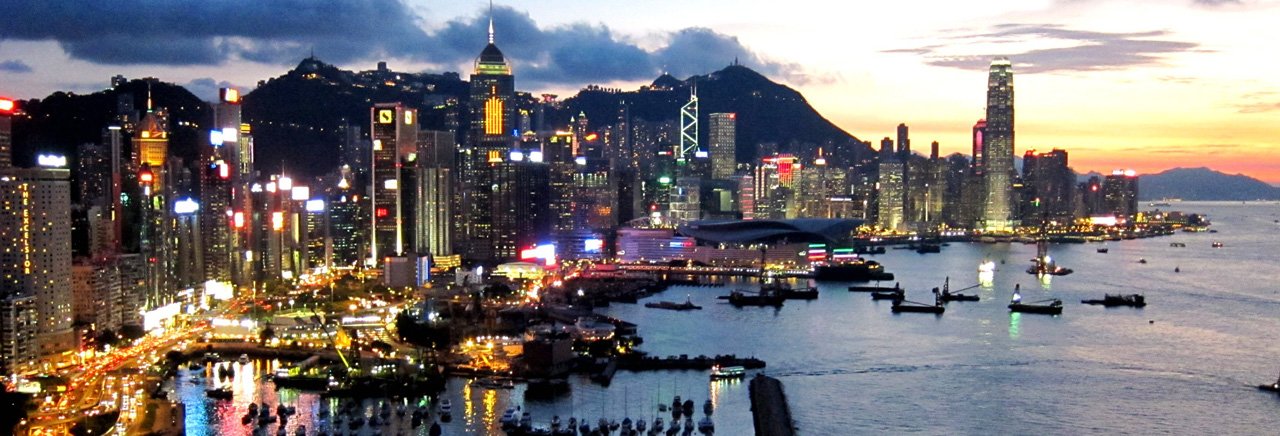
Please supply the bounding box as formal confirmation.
[749,374,795,436]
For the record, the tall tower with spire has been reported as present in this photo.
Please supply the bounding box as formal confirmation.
[461,3,518,262]
[981,57,1015,232]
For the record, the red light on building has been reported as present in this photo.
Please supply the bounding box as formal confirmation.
[139,169,154,183]
[232,211,245,229]
[728,113,736,120]
[585,133,599,141]
[0,98,14,113]
[375,207,389,218]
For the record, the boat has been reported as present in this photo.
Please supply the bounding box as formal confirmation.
[703,399,713,416]
[1258,370,1280,393]
[1212,241,1224,248]
[710,365,746,380]
[500,408,519,428]
[205,387,233,400]
[1170,242,1186,247]
[849,282,899,292]
[914,243,941,254]
[891,298,945,314]
[653,417,665,432]
[1008,292,1063,315]
[722,289,784,307]
[813,259,894,282]
[188,363,203,371]
[439,399,452,416]
[936,277,978,302]
[1096,246,1109,253]
[1138,258,1148,264]
[645,295,702,311]
[682,399,695,416]
[1081,294,1146,308]
[698,416,715,434]
[871,288,904,301]
[1027,241,1073,276]
[776,284,819,300]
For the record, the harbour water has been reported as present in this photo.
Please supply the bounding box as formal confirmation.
[171,201,1280,434]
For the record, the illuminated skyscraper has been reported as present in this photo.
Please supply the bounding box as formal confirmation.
[876,159,905,231]
[981,58,1015,231]
[1103,170,1139,222]
[415,131,454,258]
[202,88,240,283]
[0,97,14,167]
[0,167,74,367]
[370,103,418,263]
[709,113,736,180]
[462,12,517,262]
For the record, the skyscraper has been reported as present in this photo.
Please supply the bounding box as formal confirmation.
[709,113,737,180]
[0,166,74,366]
[203,89,240,283]
[415,130,454,258]
[0,97,13,167]
[1021,149,1074,222]
[876,159,905,231]
[370,102,418,263]
[896,123,910,158]
[462,12,517,262]
[981,58,1015,231]
[1103,170,1139,222]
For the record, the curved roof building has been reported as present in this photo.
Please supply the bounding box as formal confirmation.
[676,218,862,245]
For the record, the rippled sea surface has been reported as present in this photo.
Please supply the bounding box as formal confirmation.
[172,202,1280,435]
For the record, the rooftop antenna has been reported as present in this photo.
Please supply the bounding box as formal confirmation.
[146,82,153,113]
[488,0,495,44]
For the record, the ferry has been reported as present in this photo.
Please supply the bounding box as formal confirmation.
[813,259,894,282]
[1259,370,1280,394]
[644,296,702,311]
[710,365,746,380]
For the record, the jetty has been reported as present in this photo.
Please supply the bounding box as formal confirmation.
[749,374,795,436]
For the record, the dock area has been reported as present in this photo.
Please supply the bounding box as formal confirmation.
[749,374,795,436]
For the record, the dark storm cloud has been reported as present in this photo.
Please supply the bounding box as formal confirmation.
[0,1,811,85]
[0,59,33,73]
[0,0,430,65]
[888,24,1199,73]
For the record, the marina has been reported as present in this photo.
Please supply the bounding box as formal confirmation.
[161,202,1280,434]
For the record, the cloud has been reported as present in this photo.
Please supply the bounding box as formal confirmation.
[0,0,431,66]
[1237,102,1280,114]
[0,59,32,73]
[1193,0,1241,6]
[420,8,815,86]
[887,24,1200,73]
[184,78,240,102]
[0,1,814,86]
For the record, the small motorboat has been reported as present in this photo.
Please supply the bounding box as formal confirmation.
[871,289,904,301]
[697,416,715,434]
[205,387,233,400]
[703,399,713,416]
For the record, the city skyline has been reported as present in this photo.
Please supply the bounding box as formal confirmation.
[1,1,1277,183]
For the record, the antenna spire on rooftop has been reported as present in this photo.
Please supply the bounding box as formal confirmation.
[488,0,495,44]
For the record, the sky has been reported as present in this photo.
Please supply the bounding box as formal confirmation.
[1,0,1278,184]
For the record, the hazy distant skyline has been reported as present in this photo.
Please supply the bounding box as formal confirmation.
[2,0,1277,183]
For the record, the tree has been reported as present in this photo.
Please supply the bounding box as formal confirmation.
[259,326,276,344]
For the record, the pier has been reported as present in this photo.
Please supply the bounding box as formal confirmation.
[749,374,795,436]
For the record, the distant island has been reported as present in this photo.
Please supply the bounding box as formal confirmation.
[1137,167,1280,201]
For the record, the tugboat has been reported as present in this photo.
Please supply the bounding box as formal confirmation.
[1008,290,1063,315]
[890,291,945,314]
[1081,294,1146,307]
[645,295,703,311]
